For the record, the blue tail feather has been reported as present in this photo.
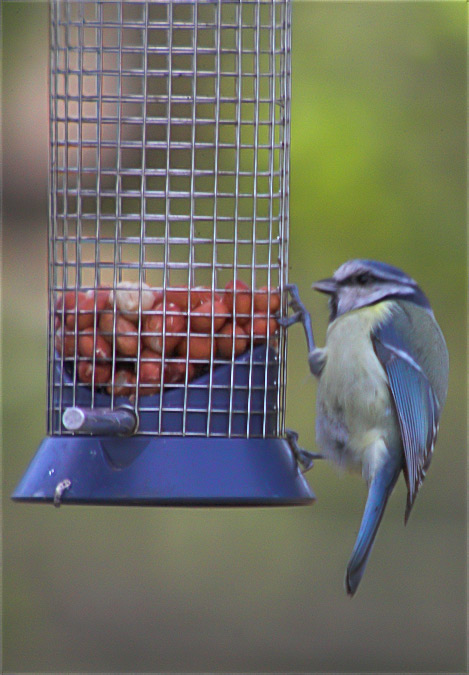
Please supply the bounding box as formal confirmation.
[346,461,401,596]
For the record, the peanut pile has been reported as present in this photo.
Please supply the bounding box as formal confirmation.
[54,280,280,398]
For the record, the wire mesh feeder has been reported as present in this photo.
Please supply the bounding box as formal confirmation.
[12,0,315,506]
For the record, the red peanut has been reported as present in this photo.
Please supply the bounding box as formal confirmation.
[216,322,249,358]
[98,312,140,356]
[78,360,111,384]
[78,327,112,361]
[253,286,280,314]
[191,300,229,333]
[177,334,216,362]
[106,369,136,397]
[138,348,162,396]
[223,280,252,325]
[142,301,186,355]
[245,313,278,343]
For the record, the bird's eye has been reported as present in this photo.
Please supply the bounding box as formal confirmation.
[356,273,371,285]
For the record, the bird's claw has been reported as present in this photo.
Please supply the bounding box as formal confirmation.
[279,284,316,355]
[285,428,322,473]
[285,284,309,317]
[286,428,299,443]
[277,311,302,328]
[277,285,310,328]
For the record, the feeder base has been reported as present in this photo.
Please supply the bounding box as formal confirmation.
[11,436,315,506]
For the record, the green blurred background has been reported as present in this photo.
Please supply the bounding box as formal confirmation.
[3,1,466,673]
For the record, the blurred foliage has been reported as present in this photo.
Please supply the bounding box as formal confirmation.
[3,2,466,674]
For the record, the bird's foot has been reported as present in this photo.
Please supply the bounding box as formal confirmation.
[277,284,316,355]
[285,428,322,473]
[277,312,302,328]
[277,284,308,325]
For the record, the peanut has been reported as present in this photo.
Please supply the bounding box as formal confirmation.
[77,360,111,384]
[98,312,139,356]
[245,313,278,343]
[55,291,88,330]
[253,286,280,314]
[216,322,249,358]
[189,285,222,310]
[223,279,252,325]
[142,301,186,355]
[165,358,196,384]
[177,334,215,362]
[78,327,112,361]
[106,368,136,397]
[138,348,162,396]
[164,285,190,312]
[190,299,229,333]
[111,281,155,323]
[54,327,76,357]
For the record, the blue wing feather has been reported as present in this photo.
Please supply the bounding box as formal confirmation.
[373,317,440,522]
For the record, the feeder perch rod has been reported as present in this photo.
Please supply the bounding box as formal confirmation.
[62,407,138,436]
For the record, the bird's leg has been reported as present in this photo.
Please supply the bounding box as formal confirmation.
[285,429,323,472]
[279,284,316,351]
[278,284,325,377]
[280,285,325,469]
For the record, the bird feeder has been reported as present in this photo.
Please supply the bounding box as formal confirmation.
[12,0,314,506]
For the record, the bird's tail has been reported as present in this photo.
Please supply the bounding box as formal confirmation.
[346,461,401,597]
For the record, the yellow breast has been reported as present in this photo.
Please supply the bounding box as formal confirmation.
[317,301,399,470]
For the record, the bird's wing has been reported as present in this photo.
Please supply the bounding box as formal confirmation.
[372,317,441,523]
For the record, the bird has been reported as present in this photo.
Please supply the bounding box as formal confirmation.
[282,259,449,596]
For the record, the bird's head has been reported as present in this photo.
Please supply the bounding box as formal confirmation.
[313,259,432,321]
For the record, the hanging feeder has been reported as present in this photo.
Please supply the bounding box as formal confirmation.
[12,0,315,506]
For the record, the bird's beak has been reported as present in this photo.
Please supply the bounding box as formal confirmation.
[312,278,337,295]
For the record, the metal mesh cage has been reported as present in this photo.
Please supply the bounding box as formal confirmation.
[49,0,291,439]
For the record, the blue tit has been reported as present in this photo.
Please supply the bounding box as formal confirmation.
[283,259,449,596]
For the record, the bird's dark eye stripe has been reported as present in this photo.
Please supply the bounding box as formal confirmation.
[356,272,372,285]
[337,272,376,286]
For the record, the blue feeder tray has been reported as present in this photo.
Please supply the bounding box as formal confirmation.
[12,346,315,506]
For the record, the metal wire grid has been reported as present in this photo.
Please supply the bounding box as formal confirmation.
[49,0,291,438]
